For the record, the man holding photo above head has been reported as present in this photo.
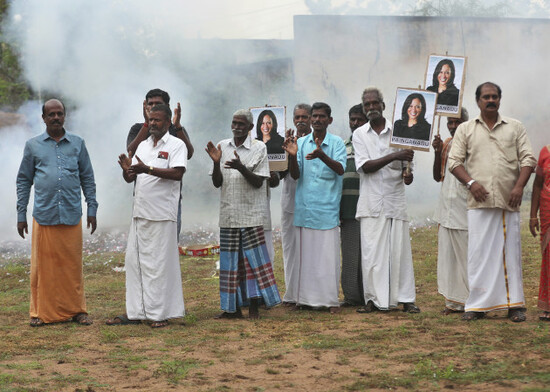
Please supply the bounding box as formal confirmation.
[353,87,420,314]
[432,108,470,315]
[280,103,312,306]
[283,102,346,313]
[448,82,536,322]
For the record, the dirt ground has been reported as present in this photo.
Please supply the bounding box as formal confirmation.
[1,225,549,391]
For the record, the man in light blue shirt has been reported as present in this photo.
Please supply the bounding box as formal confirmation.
[284,102,346,313]
[17,99,98,327]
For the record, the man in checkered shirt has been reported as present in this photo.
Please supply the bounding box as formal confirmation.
[206,109,281,319]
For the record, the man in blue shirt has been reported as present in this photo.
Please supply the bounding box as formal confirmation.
[284,102,346,313]
[17,99,98,327]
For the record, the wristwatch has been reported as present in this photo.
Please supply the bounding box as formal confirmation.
[466,179,476,189]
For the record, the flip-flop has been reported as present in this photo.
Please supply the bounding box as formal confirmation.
[73,313,93,325]
[462,311,485,321]
[508,308,527,323]
[356,301,378,313]
[151,320,168,328]
[403,303,421,313]
[30,317,45,327]
[441,308,463,316]
[539,311,550,321]
[105,314,140,326]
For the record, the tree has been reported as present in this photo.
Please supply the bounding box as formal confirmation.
[0,0,31,108]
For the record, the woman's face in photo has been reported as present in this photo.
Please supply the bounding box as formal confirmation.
[407,98,422,122]
[437,64,452,87]
[261,114,273,135]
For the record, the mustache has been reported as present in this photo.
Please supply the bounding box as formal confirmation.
[296,122,307,127]
[367,110,381,117]
[486,103,497,108]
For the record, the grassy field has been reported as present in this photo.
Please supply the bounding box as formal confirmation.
[1,213,550,391]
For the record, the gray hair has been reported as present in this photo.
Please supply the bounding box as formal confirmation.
[233,109,253,125]
[293,103,312,115]
[361,87,384,103]
[460,107,469,122]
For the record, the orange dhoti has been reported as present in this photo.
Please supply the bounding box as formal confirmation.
[30,219,87,323]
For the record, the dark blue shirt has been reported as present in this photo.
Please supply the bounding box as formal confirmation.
[17,130,98,226]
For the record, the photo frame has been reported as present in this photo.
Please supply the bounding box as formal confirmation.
[250,106,287,171]
[424,54,467,117]
[390,88,437,152]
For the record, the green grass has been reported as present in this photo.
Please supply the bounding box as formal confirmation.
[0,210,549,391]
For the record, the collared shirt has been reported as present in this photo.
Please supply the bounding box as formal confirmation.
[340,136,360,220]
[448,114,536,211]
[17,130,98,226]
[433,138,468,230]
[294,132,347,230]
[132,132,187,221]
[213,135,270,228]
[353,122,411,221]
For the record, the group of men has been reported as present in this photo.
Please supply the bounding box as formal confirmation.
[16,81,536,327]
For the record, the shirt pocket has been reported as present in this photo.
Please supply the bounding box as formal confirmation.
[496,138,518,163]
[152,155,170,169]
[389,160,403,171]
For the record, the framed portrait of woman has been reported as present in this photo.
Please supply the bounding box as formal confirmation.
[250,105,287,170]
[390,88,437,152]
[424,54,467,117]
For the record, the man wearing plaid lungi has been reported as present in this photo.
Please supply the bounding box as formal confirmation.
[206,109,281,319]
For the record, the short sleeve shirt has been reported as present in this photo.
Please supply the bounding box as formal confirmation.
[353,123,411,221]
[132,132,187,221]
[294,132,347,230]
[214,136,270,228]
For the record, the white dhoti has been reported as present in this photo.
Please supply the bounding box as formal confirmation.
[359,216,415,309]
[264,229,275,264]
[125,218,185,321]
[437,226,469,309]
[281,210,301,303]
[465,209,525,312]
[296,227,340,307]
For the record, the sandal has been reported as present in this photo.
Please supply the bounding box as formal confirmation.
[214,310,243,319]
[30,317,45,327]
[403,303,421,313]
[539,311,550,321]
[441,308,463,316]
[151,320,168,328]
[105,314,141,326]
[73,313,93,325]
[508,308,527,323]
[329,306,341,314]
[462,311,485,321]
[356,301,378,313]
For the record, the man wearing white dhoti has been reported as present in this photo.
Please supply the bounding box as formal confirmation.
[353,87,420,314]
[432,109,470,315]
[448,82,536,322]
[283,102,346,313]
[108,104,187,328]
[280,103,311,305]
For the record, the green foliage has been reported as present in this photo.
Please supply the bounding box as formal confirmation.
[0,1,31,108]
